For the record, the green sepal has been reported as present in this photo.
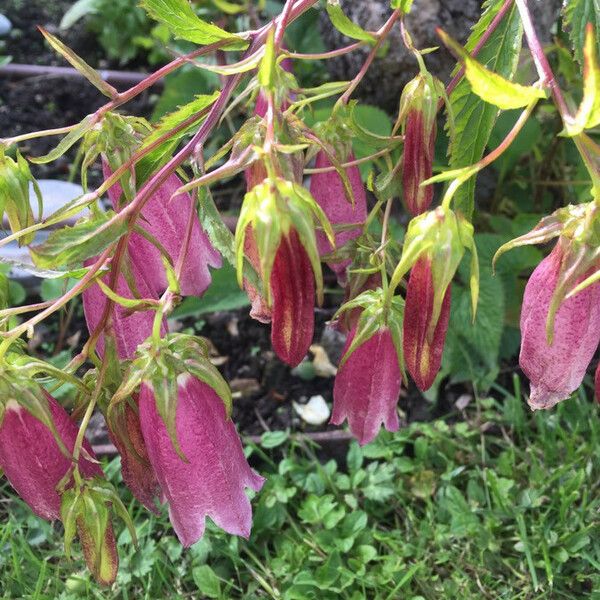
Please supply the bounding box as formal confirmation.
[0,151,38,245]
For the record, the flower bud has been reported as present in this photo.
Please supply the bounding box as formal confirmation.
[399,75,441,216]
[236,178,334,366]
[270,228,315,366]
[520,243,600,409]
[103,160,221,297]
[403,257,451,391]
[139,375,264,545]
[309,150,367,280]
[0,392,102,521]
[331,326,401,445]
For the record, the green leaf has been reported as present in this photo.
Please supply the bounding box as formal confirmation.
[138,91,219,181]
[171,264,249,318]
[140,0,246,48]
[40,28,118,98]
[192,565,221,598]
[563,0,600,65]
[325,1,377,43]
[59,0,100,29]
[30,211,125,269]
[438,29,545,110]
[448,0,523,219]
[391,0,414,11]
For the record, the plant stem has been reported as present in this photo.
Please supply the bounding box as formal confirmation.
[337,10,401,107]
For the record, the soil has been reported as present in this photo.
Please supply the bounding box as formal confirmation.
[0,0,155,182]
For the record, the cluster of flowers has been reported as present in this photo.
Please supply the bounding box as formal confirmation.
[0,50,597,586]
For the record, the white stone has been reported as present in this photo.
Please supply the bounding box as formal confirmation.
[293,395,331,426]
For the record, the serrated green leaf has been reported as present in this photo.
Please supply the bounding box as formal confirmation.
[448,0,523,219]
[325,1,377,43]
[439,29,545,110]
[563,0,600,65]
[30,211,126,269]
[140,0,246,48]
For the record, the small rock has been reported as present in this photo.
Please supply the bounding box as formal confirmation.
[0,14,12,37]
[293,395,331,426]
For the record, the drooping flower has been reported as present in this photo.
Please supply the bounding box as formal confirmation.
[82,256,166,360]
[310,150,367,280]
[103,161,221,298]
[139,375,264,546]
[519,243,600,409]
[270,228,315,366]
[0,392,102,520]
[236,178,333,367]
[106,395,160,512]
[394,207,477,391]
[399,74,443,216]
[331,326,401,445]
[403,257,451,391]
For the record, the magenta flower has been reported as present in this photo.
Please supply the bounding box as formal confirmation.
[107,395,160,513]
[310,151,367,280]
[270,229,316,367]
[331,327,401,445]
[0,392,102,520]
[139,375,264,546]
[83,257,166,360]
[403,257,451,391]
[103,161,221,297]
[520,244,600,409]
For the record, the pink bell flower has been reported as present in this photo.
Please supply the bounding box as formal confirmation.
[139,375,264,546]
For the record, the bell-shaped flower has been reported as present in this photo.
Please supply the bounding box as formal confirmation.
[403,257,451,391]
[112,334,264,546]
[398,74,443,215]
[236,178,334,366]
[309,150,367,280]
[391,207,478,390]
[103,160,221,298]
[139,375,263,545]
[494,202,600,409]
[519,242,600,409]
[331,290,404,445]
[106,394,160,512]
[0,389,102,521]
[332,327,401,445]
[83,255,166,360]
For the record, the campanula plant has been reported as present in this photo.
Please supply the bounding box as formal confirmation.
[0,0,598,586]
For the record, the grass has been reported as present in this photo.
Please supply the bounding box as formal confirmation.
[0,374,599,599]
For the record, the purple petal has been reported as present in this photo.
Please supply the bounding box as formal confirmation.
[139,377,264,546]
[310,151,367,278]
[520,244,600,409]
[331,327,401,445]
[0,393,102,520]
[83,258,165,360]
[103,161,221,297]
